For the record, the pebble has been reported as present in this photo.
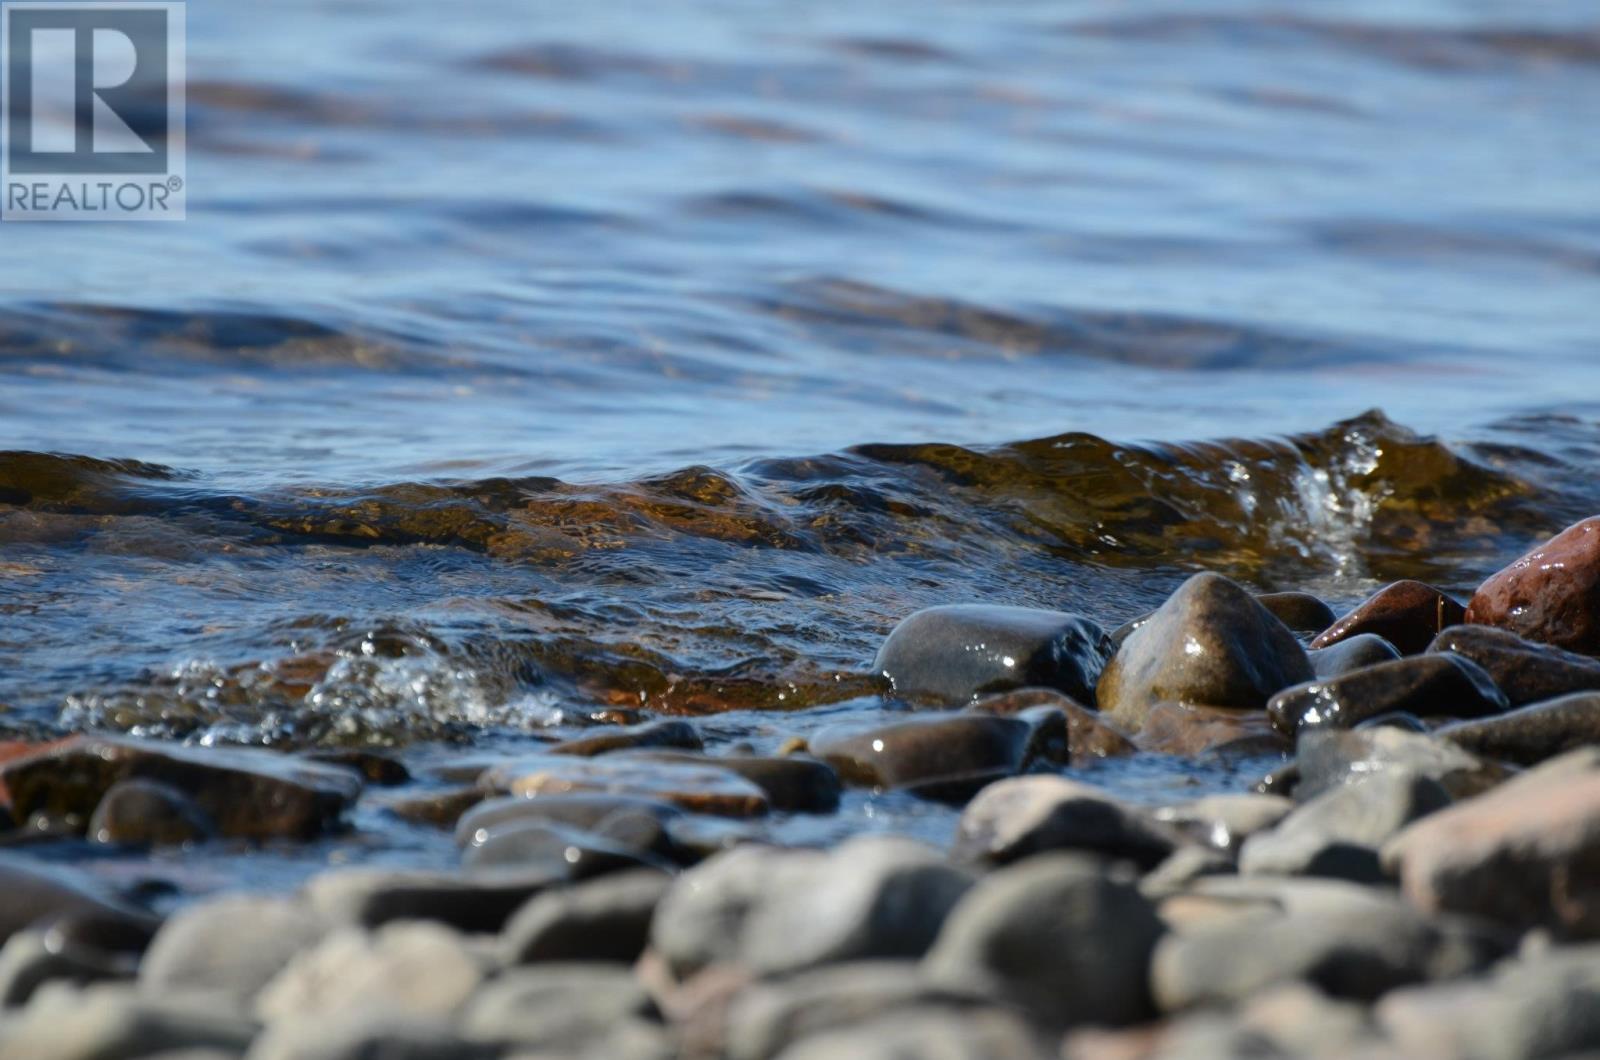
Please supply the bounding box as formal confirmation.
[613,751,842,813]
[1095,573,1312,730]
[1466,516,1600,654]
[768,1005,1045,1060]
[873,604,1112,704]
[255,922,484,1024]
[1310,580,1467,655]
[247,1009,495,1060]
[1133,701,1287,756]
[923,854,1164,1028]
[1266,653,1509,737]
[460,817,670,876]
[501,869,670,964]
[548,719,704,757]
[139,895,327,1005]
[457,964,657,1050]
[0,929,127,1008]
[808,713,1036,795]
[1429,624,1600,706]
[1255,591,1338,635]
[969,688,1137,761]
[951,775,1181,869]
[1155,793,1294,854]
[1292,726,1508,802]
[303,865,562,932]
[0,854,159,949]
[1382,749,1600,938]
[478,756,769,818]
[1308,632,1402,680]
[454,792,682,849]
[305,749,410,786]
[0,982,257,1060]
[1435,692,1600,766]
[0,735,361,841]
[650,845,814,979]
[87,780,214,847]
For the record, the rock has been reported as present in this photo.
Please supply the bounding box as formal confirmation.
[478,756,769,818]
[809,714,1036,797]
[1294,727,1508,802]
[1383,751,1600,938]
[873,605,1112,704]
[738,837,974,975]
[502,869,670,964]
[1155,874,1413,933]
[615,752,842,813]
[1238,773,1451,882]
[1256,592,1338,635]
[1233,983,1377,1058]
[455,792,682,849]
[247,1010,495,1060]
[458,964,656,1050]
[549,719,703,757]
[1436,693,1600,766]
[460,818,670,876]
[0,929,127,1008]
[661,814,765,863]
[255,922,484,1024]
[924,854,1164,1028]
[1155,794,1295,853]
[1309,633,1402,680]
[0,735,361,840]
[377,786,483,829]
[0,855,158,948]
[0,982,256,1059]
[305,749,410,785]
[1095,573,1313,730]
[1139,845,1235,896]
[1467,517,1600,654]
[303,865,560,932]
[951,776,1181,869]
[1134,701,1288,756]
[969,688,1137,762]
[651,845,818,979]
[1354,711,1431,733]
[1311,581,1467,655]
[139,895,326,1005]
[769,1005,1045,1060]
[1267,653,1509,738]
[1150,894,1504,1011]
[1376,944,1600,1059]
[88,780,214,847]
[1429,624,1600,706]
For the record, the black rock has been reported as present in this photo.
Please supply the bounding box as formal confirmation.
[501,869,670,965]
[1435,692,1600,766]
[1309,633,1402,680]
[1267,653,1509,738]
[951,776,1180,869]
[1429,624,1600,706]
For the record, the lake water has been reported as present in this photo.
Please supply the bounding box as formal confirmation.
[2,0,1599,890]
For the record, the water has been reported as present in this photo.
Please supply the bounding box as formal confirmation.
[2,0,1600,892]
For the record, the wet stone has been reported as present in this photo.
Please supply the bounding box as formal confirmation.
[305,748,410,785]
[951,775,1181,870]
[1266,652,1509,738]
[1436,692,1600,766]
[1429,624,1600,706]
[454,792,682,849]
[1467,516,1600,654]
[873,604,1112,705]
[377,786,484,829]
[1309,632,1401,680]
[0,854,159,948]
[1134,701,1288,757]
[1294,727,1508,802]
[1096,573,1313,730]
[613,751,842,813]
[460,817,671,877]
[923,854,1164,1029]
[88,780,214,847]
[1154,793,1295,853]
[1254,591,1337,634]
[0,929,128,1008]
[969,688,1137,762]
[478,756,769,818]
[303,865,561,932]
[502,868,670,964]
[1354,710,1431,733]
[808,713,1035,794]
[0,735,361,841]
[548,718,703,757]
[139,895,327,1005]
[1311,580,1467,655]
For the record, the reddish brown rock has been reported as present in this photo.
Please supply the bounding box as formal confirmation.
[1135,702,1287,757]
[969,688,1136,762]
[1466,517,1600,654]
[478,756,769,818]
[1311,581,1467,655]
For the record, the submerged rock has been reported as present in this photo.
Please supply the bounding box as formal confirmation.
[454,792,682,849]
[1435,692,1600,766]
[1429,624,1600,705]
[1311,580,1467,655]
[88,779,214,847]
[951,775,1180,869]
[808,713,1036,795]
[873,605,1112,704]
[1266,653,1509,737]
[1095,573,1312,730]
[478,756,769,817]
[1467,517,1600,654]
[614,751,841,813]
[460,817,670,877]
[548,719,703,757]
[969,688,1137,762]
[1309,632,1402,680]
[1134,701,1287,757]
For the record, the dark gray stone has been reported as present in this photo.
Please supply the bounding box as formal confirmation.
[613,752,842,813]
[454,792,682,850]
[457,964,656,1049]
[1267,653,1509,737]
[951,776,1181,869]
[139,896,326,1005]
[1154,794,1295,853]
[502,869,670,965]
[1294,727,1508,802]
[0,930,128,1008]
[650,845,819,979]
[460,818,670,876]
[88,780,214,847]
[873,605,1112,705]
[303,866,561,932]
[1430,625,1600,707]
[1437,692,1600,766]
[548,719,703,757]
[1309,633,1402,680]
[1256,592,1338,635]
[0,855,159,950]
[808,714,1035,796]
[1238,773,1451,882]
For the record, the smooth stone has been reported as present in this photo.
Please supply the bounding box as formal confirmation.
[1156,874,1417,933]
[1256,592,1338,635]
[1293,726,1509,802]
[1138,845,1235,896]
[951,775,1181,869]
[0,735,361,840]
[304,749,410,785]
[1154,794,1295,853]
[650,845,820,979]
[873,605,1112,704]
[1354,710,1431,733]
[478,756,769,818]
[0,929,127,1008]
[1267,653,1509,738]
[1095,573,1313,730]
[612,751,842,813]
[247,1010,495,1060]
[1383,750,1600,938]
[88,780,214,847]
[737,836,975,975]
[1467,517,1600,654]
[1436,692,1600,766]
[924,854,1164,1028]
[460,818,670,876]
[969,688,1137,762]
[1238,773,1451,883]
[255,922,483,1024]
[377,786,484,829]
[139,896,327,1004]
[1232,983,1378,1059]
[303,865,560,932]
[0,982,257,1059]
[808,714,1035,793]
[769,1006,1044,1060]
[660,814,765,862]
[1429,624,1600,706]
[1150,897,1504,1011]
[1309,633,1402,680]
[1134,701,1288,756]
[1311,580,1467,655]
[454,793,682,849]
[501,869,670,964]
[0,855,159,948]
[548,719,703,757]
[458,964,656,1049]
